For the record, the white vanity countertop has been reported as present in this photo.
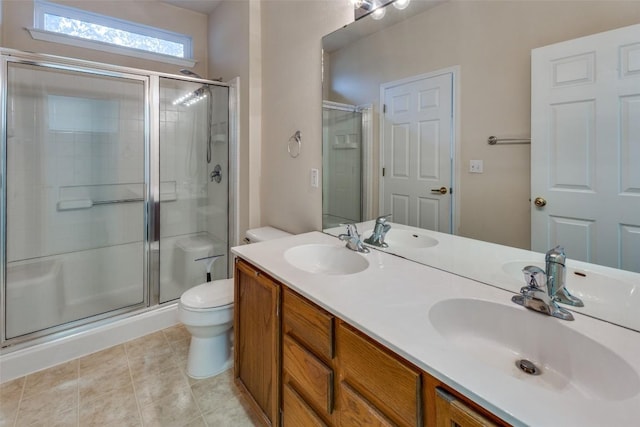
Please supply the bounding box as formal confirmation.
[232,231,640,427]
[326,220,640,331]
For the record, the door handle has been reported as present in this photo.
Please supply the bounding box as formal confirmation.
[534,197,547,207]
[431,187,448,195]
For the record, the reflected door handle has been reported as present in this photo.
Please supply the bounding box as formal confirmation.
[431,187,448,195]
[534,197,547,207]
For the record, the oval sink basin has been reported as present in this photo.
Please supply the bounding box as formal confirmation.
[284,244,369,275]
[429,298,640,401]
[363,229,438,249]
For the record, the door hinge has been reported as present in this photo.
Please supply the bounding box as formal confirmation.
[450,187,453,195]
[383,104,386,114]
[382,167,386,177]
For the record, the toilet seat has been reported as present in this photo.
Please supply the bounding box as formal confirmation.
[180,278,234,310]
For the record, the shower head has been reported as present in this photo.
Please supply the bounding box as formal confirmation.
[179,69,203,79]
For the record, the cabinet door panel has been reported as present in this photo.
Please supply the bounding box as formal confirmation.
[283,334,334,414]
[339,381,395,427]
[283,383,328,427]
[283,287,334,361]
[337,322,421,427]
[234,259,280,426]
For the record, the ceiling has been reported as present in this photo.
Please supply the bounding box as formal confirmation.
[161,0,222,15]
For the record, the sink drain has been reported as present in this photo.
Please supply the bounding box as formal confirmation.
[516,359,541,375]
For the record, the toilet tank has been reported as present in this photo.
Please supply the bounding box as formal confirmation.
[244,227,292,244]
[173,234,224,288]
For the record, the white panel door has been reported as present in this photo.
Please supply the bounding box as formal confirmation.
[531,23,640,272]
[381,72,453,232]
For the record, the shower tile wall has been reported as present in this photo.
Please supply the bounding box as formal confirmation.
[206,87,230,254]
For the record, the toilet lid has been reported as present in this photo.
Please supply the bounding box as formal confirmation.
[180,278,234,309]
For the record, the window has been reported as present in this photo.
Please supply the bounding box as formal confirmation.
[29,0,195,66]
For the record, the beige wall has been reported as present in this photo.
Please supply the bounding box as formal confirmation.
[260,0,352,234]
[208,0,263,244]
[1,0,208,76]
[325,0,640,249]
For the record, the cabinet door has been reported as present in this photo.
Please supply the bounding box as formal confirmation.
[337,322,422,427]
[338,381,395,427]
[434,388,497,427]
[234,259,280,427]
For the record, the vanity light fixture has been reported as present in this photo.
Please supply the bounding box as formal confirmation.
[393,0,410,10]
[353,0,394,20]
[370,2,387,20]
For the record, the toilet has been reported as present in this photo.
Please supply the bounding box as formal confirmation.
[178,226,292,379]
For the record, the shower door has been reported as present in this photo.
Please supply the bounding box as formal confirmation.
[158,78,229,303]
[322,104,363,229]
[2,59,148,341]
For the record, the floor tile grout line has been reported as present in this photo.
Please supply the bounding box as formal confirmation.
[164,327,207,427]
[76,359,80,427]
[124,342,145,427]
[11,376,26,427]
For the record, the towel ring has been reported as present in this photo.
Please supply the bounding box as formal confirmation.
[288,130,301,158]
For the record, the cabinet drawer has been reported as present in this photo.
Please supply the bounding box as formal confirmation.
[283,287,334,361]
[283,383,328,427]
[339,381,394,427]
[283,334,334,415]
[337,322,421,427]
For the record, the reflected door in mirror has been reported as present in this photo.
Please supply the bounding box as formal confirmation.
[381,71,454,233]
[531,23,640,273]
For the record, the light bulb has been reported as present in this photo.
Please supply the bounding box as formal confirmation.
[371,5,386,20]
[393,0,410,10]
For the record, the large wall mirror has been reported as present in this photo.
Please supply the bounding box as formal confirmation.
[322,0,640,330]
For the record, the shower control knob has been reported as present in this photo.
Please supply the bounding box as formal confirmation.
[210,164,222,183]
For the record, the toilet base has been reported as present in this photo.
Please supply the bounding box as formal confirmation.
[186,331,232,379]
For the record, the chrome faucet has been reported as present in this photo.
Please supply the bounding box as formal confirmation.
[338,223,370,253]
[511,246,583,321]
[364,214,392,248]
[545,246,584,307]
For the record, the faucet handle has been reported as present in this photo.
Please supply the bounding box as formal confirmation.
[545,245,566,265]
[522,265,545,289]
[375,214,392,224]
[339,223,360,238]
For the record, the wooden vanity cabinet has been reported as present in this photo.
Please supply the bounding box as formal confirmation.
[234,260,510,427]
[234,259,281,427]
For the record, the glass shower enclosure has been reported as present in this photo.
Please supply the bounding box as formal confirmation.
[322,102,364,229]
[1,50,230,347]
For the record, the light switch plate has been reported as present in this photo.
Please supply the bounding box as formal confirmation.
[470,160,483,173]
[311,168,319,187]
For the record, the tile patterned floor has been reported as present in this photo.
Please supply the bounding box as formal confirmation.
[0,325,260,426]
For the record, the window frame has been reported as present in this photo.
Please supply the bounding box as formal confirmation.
[29,0,196,67]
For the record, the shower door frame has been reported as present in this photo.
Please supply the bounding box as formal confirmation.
[0,49,233,349]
